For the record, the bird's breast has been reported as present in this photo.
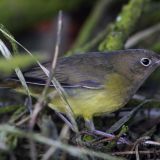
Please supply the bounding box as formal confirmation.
[49,73,133,120]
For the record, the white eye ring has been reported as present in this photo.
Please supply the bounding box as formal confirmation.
[140,58,152,67]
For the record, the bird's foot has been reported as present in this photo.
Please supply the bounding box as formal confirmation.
[80,129,130,145]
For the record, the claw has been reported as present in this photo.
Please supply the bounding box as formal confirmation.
[80,129,131,144]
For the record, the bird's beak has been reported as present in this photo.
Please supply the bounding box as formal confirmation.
[155,55,160,65]
[156,60,160,65]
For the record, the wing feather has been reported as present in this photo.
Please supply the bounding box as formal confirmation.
[10,53,114,89]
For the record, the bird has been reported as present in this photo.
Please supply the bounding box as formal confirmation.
[4,49,160,134]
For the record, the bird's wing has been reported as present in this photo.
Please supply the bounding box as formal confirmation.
[9,53,113,89]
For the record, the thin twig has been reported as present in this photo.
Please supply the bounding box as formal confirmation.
[15,116,30,126]
[67,0,113,55]
[0,12,78,133]
[99,0,146,51]
[0,125,124,160]
[0,31,32,113]
[28,12,63,160]
[125,23,160,48]
[42,125,70,160]
[29,11,63,129]
[113,150,160,156]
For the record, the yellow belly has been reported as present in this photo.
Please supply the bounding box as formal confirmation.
[49,73,132,120]
[15,73,131,120]
[49,88,126,120]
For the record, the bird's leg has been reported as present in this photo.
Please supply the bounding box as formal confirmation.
[85,119,115,138]
[85,118,95,130]
[84,119,130,144]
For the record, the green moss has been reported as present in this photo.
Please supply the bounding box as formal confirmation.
[118,125,128,136]
[99,0,146,51]
[100,30,124,51]
[82,134,94,142]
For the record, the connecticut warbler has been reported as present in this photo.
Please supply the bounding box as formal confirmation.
[4,49,160,129]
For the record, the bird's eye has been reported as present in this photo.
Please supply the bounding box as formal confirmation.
[140,58,152,67]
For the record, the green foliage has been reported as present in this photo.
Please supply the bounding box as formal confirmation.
[0,105,20,114]
[99,0,146,51]
[0,0,160,159]
[83,134,94,142]
[0,54,41,74]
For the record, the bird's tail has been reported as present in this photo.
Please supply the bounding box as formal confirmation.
[0,79,19,89]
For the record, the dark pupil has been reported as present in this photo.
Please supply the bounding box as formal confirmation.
[142,58,150,65]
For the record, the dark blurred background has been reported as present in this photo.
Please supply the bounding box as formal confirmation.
[0,0,160,97]
[0,0,160,98]
[0,1,160,159]
[0,0,95,55]
[0,0,132,56]
[1,0,160,56]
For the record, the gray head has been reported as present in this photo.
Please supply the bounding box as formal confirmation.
[110,49,160,83]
